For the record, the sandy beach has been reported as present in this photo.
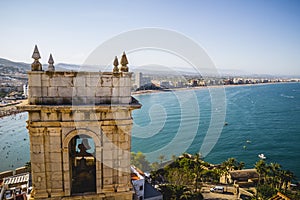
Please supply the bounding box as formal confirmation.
[0,82,291,118]
[131,82,290,96]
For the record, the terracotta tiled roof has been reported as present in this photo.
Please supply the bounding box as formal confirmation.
[269,192,290,200]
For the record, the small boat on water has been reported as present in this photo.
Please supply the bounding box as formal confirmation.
[258,153,266,159]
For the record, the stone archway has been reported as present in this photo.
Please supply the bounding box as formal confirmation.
[62,129,102,196]
[69,134,96,194]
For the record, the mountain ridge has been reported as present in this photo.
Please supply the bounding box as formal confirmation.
[0,57,298,78]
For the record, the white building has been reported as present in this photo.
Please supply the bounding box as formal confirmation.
[131,166,163,200]
[135,72,152,88]
[23,84,28,98]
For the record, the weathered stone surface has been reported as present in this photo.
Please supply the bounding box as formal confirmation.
[86,77,100,87]
[57,87,73,97]
[21,70,141,200]
[50,172,63,182]
[50,76,73,87]
[101,77,112,87]
[31,163,45,173]
[26,72,134,106]
[48,87,58,96]
[73,75,86,87]
[28,73,42,87]
[30,86,42,97]
[121,87,132,97]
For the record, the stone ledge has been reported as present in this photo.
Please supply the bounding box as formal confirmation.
[17,101,142,112]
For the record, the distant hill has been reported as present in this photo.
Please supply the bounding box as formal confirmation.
[1,57,297,78]
[0,58,31,74]
[0,58,30,69]
[0,58,83,74]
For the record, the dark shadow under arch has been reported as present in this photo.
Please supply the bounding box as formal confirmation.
[69,134,96,194]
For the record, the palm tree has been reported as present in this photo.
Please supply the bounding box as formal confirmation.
[268,162,281,188]
[237,161,245,170]
[221,158,242,184]
[255,160,267,185]
[192,153,203,192]
[222,157,244,171]
[280,170,295,192]
[158,154,165,166]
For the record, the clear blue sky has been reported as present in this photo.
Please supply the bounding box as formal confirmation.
[1,0,300,75]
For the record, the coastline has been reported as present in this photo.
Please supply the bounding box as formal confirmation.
[0,100,27,118]
[0,82,299,182]
[131,81,295,96]
[0,82,296,118]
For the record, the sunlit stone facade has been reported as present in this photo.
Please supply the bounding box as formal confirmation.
[19,46,141,200]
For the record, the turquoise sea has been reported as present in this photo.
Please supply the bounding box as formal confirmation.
[0,83,299,180]
[132,82,300,179]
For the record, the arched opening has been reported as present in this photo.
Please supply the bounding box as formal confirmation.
[69,134,96,194]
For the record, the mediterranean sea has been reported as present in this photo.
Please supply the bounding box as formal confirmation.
[0,83,299,180]
[132,82,300,179]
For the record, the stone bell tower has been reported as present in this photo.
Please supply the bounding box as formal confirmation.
[19,45,141,199]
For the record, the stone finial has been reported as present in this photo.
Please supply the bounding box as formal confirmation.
[48,54,55,71]
[113,56,119,73]
[119,52,129,72]
[31,45,42,71]
[32,45,41,60]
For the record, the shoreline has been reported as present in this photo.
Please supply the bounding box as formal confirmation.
[0,100,27,118]
[131,81,296,96]
[0,82,296,118]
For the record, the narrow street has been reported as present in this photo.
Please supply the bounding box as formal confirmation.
[201,184,238,200]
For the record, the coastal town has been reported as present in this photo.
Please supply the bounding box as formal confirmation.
[1,58,299,118]
[1,152,300,200]
[2,0,300,199]
[0,46,300,200]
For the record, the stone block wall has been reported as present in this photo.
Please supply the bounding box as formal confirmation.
[19,70,141,200]
[25,106,136,199]
[28,71,132,105]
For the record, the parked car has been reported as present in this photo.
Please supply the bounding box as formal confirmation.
[210,186,224,193]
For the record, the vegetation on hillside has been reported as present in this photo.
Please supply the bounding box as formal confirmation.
[254,159,299,199]
[131,152,299,200]
[135,83,164,91]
